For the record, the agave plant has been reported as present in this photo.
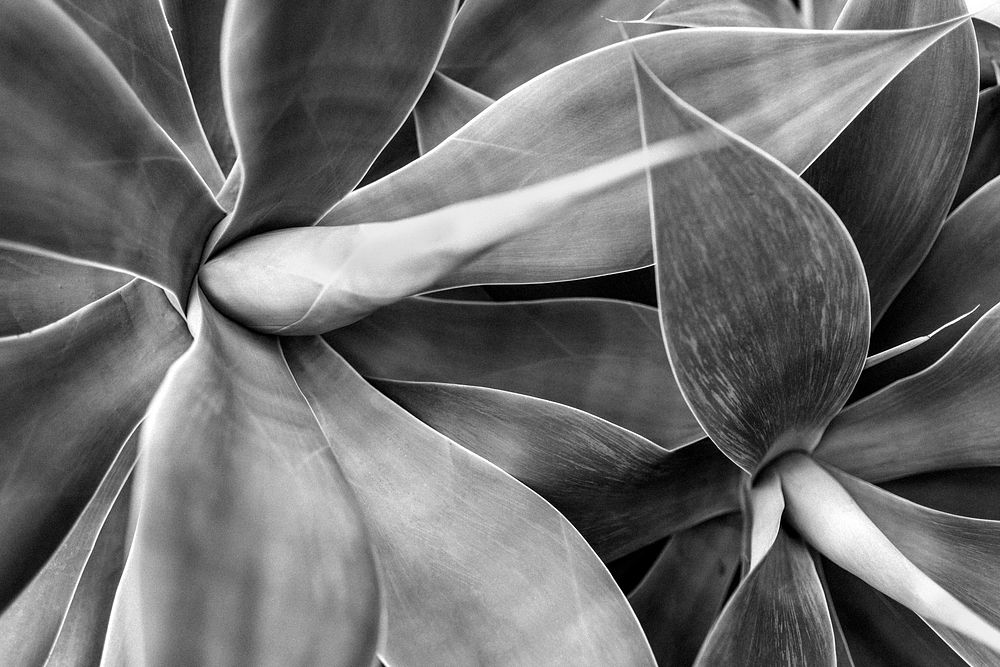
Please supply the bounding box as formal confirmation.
[3,0,1000,664]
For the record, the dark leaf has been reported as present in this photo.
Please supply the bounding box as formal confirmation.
[955,85,1000,208]
[639,0,804,28]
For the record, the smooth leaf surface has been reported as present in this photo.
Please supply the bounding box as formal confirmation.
[806,0,848,28]
[0,281,187,609]
[640,59,869,471]
[0,433,134,665]
[639,0,804,28]
[628,516,742,667]
[882,468,1000,521]
[955,85,1000,208]
[374,379,741,560]
[284,336,656,666]
[0,0,223,297]
[414,72,493,154]
[0,248,129,336]
[694,529,835,666]
[326,297,705,449]
[813,557,857,667]
[802,0,977,322]
[821,304,1000,481]
[216,0,457,245]
[974,18,1000,86]
[126,296,380,666]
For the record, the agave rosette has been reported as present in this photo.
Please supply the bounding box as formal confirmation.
[1,0,999,664]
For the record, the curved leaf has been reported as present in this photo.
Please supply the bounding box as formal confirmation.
[0,281,187,608]
[0,249,128,336]
[374,379,740,560]
[694,529,835,666]
[628,516,742,667]
[0,0,223,297]
[414,72,493,154]
[955,86,1000,208]
[882,468,1000,521]
[215,0,457,246]
[326,297,705,449]
[820,304,1000,481]
[639,58,869,472]
[639,0,804,28]
[802,0,977,322]
[806,0,848,28]
[284,336,656,666]
[974,18,1000,87]
[126,296,380,665]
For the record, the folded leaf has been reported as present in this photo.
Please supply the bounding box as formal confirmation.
[802,0,977,323]
[374,379,740,560]
[822,296,1000,482]
[284,336,656,666]
[0,248,129,336]
[0,0,223,298]
[414,72,493,154]
[955,86,1000,208]
[744,470,784,570]
[126,295,380,665]
[628,516,742,667]
[0,281,187,608]
[805,0,848,28]
[694,529,835,666]
[215,0,457,246]
[638,0,804,28]
[0,432,134,664]
[638,58,869,471]
[327,297,704,448]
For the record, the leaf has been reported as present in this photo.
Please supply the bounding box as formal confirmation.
[414,72,493,154]
[326,297,705,449]
[0,432,134,665]
[324,21,970,288]
[214,0,458,246]
[284,336,657,666]
[744,470,784,570]
[974,18,1000,87]
[161,0,235,174]
[862,307,977,369]
[821,300,1000,482]
[955,86,1000,208]
[0,281,188,609]
[638,57,869,472]
[124,294,380,665]
[628,516,742,667]
[882,468,1000,521]
[813,557,858,667]
[0,248,129,336]
[694,529,835,666]
[440,0,664,98]
[833,469,1000,665]
[373,379,741,561]
[804,0,849,28]
[802,0,977,322]
[638,0,804,28]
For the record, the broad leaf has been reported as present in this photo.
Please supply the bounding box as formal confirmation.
[820,303,1000,481]
[0,0,224,297]
[0,249,128,336]
[125,295,380,665]
[326,297,705,448]
[374,379,740,560]
[414,72,493,154]
[802,0,977,322]
[955,86,1000,208]
[882,468,1000,521]
[215,0,457,246]
[639,0,804,28]
[694,529,835,666]
[628,516,742,667]
[639,59,869,471]
[284,336,656,666]
[0,281,187,608]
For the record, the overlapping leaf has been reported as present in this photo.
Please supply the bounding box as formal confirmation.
[955,85,1000,208]
[637,0,803,28]
[414,72,493,154]
[284,336,656,666]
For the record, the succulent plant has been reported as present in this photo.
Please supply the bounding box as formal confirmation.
[2,0,1000,665]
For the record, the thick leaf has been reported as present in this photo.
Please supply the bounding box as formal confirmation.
[628,516,742,667]
[802,0,977,322]
[744,469,785,570]
[374,379,740,560]
[0,281,187,608]
[639,0,804,28]
[54,0,223,190]
[440,0,663,98]
[0,433,133,664]
[805,0,848,28]
[639,59,869,472]
[955,86,1000,208]
[326,297,705,449]
[0,249,128,336]
[0,0,223,297]
[414,72,493,154]
[834,469,1000,665]
[215,0,457,245]
[284,336,656,666]
[125,295,380,665]
[694,529,835,666]
[324,22,968,288]
[161,0,235,174]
